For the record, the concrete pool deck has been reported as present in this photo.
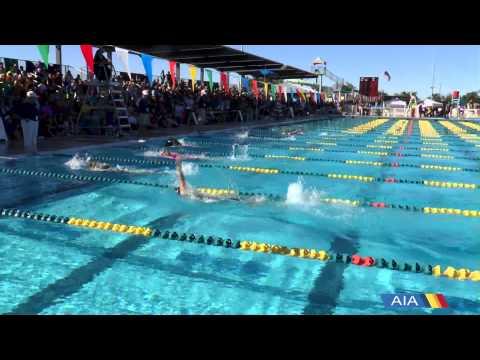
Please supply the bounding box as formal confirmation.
[0,115,343,159]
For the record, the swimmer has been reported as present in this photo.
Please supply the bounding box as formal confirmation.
[165,137,182,147]
[175,158,240,201]
[86,159,113,171]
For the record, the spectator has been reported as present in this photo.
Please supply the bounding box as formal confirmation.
[13,91,39,153]
[136,89,151,137]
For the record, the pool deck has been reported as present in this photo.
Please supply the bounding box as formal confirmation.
[0,115,342,159]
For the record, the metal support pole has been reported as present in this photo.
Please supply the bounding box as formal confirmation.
[55,45,62,66]
[175,62,181,85]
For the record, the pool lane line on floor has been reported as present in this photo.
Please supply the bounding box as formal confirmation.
[0,208,478,283]
[5,212,185,315]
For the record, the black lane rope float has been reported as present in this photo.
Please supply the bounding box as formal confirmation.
[86,151,479,175]
[2,165,480,217]
[0,208,478,282]
[148,144,480,162]
[184,137,480,154]
[0,168,172,188]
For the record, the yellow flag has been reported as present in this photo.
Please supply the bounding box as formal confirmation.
[189,65,197,91]
[264,82,268,97]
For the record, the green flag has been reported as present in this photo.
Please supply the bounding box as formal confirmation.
[205,69,213,91]
[37,45,50,68]
[271,84,277,97]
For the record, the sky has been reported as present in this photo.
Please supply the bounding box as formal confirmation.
[1,45,479,99]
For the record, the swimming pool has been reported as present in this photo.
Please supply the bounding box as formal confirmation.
[0,117,479,315]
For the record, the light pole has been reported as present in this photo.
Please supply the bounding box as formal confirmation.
[312,57,326,99]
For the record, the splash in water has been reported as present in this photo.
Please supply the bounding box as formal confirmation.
[285,178,326,207]
[320,132,328,136]
[235,130,249,139]
[230,144,250,161]
[65,153,90,170]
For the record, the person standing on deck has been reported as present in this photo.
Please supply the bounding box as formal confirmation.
[13,91,39,154]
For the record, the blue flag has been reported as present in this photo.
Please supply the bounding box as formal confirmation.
[241,77,250,91]
[259,69,273,77]
[141,53,153,84]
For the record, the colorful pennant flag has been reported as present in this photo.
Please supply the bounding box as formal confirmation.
[264,82,268,97]
[140,53,153,84]
[252,80,258,98]
[189,65,197,91]
[169,61,177,88]
[220,72,228,91]
[36,45,49,68]
[205,69,213,91]
[115,47,130,79]
[241,77,250,91]
[80,44,94,75]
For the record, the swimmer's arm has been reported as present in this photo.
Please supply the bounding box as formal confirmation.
[176,160,188,195]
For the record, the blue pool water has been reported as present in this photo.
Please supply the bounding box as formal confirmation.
[0,117,479,315]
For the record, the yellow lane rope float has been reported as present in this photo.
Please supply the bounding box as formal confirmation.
[439,121,480,145]
[343,118,390,134]
[2,208,479,283]
[419,120,441,138]
[228,166,280,174]
[385,119,408,136]
[460,121,480,132]
[264,155,305,161]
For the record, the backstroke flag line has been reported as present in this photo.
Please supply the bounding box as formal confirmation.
[115,47,130,79]
[37,45,49,68]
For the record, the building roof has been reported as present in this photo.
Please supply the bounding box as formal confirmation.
[102,45,317,80]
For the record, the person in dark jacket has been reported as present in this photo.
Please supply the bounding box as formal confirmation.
[13,91,39,153]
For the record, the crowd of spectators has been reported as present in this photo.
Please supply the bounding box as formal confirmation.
[0,59,337,147]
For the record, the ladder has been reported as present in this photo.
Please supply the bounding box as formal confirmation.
[110,86,131,133]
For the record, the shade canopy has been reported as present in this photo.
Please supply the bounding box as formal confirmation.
[102,45,317,80]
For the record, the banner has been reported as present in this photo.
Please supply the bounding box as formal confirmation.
[296,88,305,102]
[141,53,153,84]
[169,61,176,88]
[220,72,228,91]
[241,77,250,91]
[80,44,94,74]
[189,65,197,91]
[115,47,130,79]
[37,45,49,68]
[270,83,276,98]
[206,69,213,91]
[252,80,258,98]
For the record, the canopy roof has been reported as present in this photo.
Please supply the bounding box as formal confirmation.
[103,45,317,80]
[388,99,407,107]
[421,98,443,107]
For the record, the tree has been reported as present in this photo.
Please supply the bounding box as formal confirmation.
[460,91,480,105]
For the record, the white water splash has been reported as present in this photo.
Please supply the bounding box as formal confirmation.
[285,178,326,207]
[181,162,199,176]
[138,139,146,143]
[230,144,250,161]
[320,132,328,136]
[65,154,89,170]
[235,130,249,139]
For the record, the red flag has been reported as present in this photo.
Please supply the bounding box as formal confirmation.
[252,80,258,98]
[220,72,228,91]
[80,44,94,74]
[169,61,176,88]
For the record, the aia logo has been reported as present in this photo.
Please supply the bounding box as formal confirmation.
[381,293,448,308]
